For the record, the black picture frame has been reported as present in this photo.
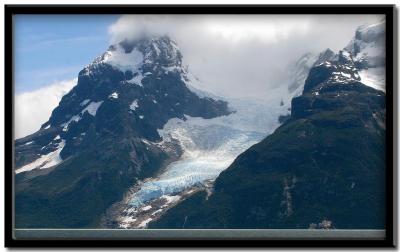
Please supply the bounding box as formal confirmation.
[4,4,396,248]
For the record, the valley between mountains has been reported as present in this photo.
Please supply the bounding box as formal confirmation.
[14,20,386,229]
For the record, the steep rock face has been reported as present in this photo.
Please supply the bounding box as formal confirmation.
[14,36,230,228]
[301,50,361,94]
[287,48,336,96]
[150,36,386,229]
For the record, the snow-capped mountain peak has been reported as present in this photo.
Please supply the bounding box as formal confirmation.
[313,48,336,67]
[290,20,385,96]
[345,21,385,69]
[286,48,337,97]
[81,36,184,82]
[15,35,230,176]
[303,49,362,94]
[345,21,385,91]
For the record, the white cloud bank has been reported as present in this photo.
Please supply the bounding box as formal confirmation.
[109,15,384,99]
[15,14,384,139]
[15,78,77,139]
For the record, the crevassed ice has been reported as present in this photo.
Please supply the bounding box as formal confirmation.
[128,97,290,208]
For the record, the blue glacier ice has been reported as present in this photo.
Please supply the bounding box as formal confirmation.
[128,97,290,208]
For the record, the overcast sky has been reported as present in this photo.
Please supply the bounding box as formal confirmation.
[109,14,383,98]
[15,14,384,138]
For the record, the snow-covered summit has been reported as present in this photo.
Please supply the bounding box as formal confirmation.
[302,49,363,94]
[79,35,219,100]
[16,35,230,176]
[345,21,386,91]
[80,36,184,79]
[299,20,385,94]
[325,50,361,84]
[345,21,385,69]
[313,48,336,67]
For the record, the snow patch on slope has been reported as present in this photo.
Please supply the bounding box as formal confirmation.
[82,101,104,116]
[16,140,66,174]
[61,100,104,131]
[62,115,81,131]
[109,92,119,99]
[80,99,90,106]
[126,73,144,86]
[130,99,139,111]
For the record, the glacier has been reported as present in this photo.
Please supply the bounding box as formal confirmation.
[127,95,291,209]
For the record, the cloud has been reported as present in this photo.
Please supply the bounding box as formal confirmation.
[14,14,385,138]
[108,14,384,99]
[15,78,77,139]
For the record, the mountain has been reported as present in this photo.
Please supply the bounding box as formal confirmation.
[345,21,385,91]
[149,25,386,229]
[14,36,230,228]
[287,49,336,97]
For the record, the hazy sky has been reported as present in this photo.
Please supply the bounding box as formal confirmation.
[14,14,384,138]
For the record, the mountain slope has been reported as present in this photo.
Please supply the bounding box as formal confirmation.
[14,36,230,228]
[149,46,386,229]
